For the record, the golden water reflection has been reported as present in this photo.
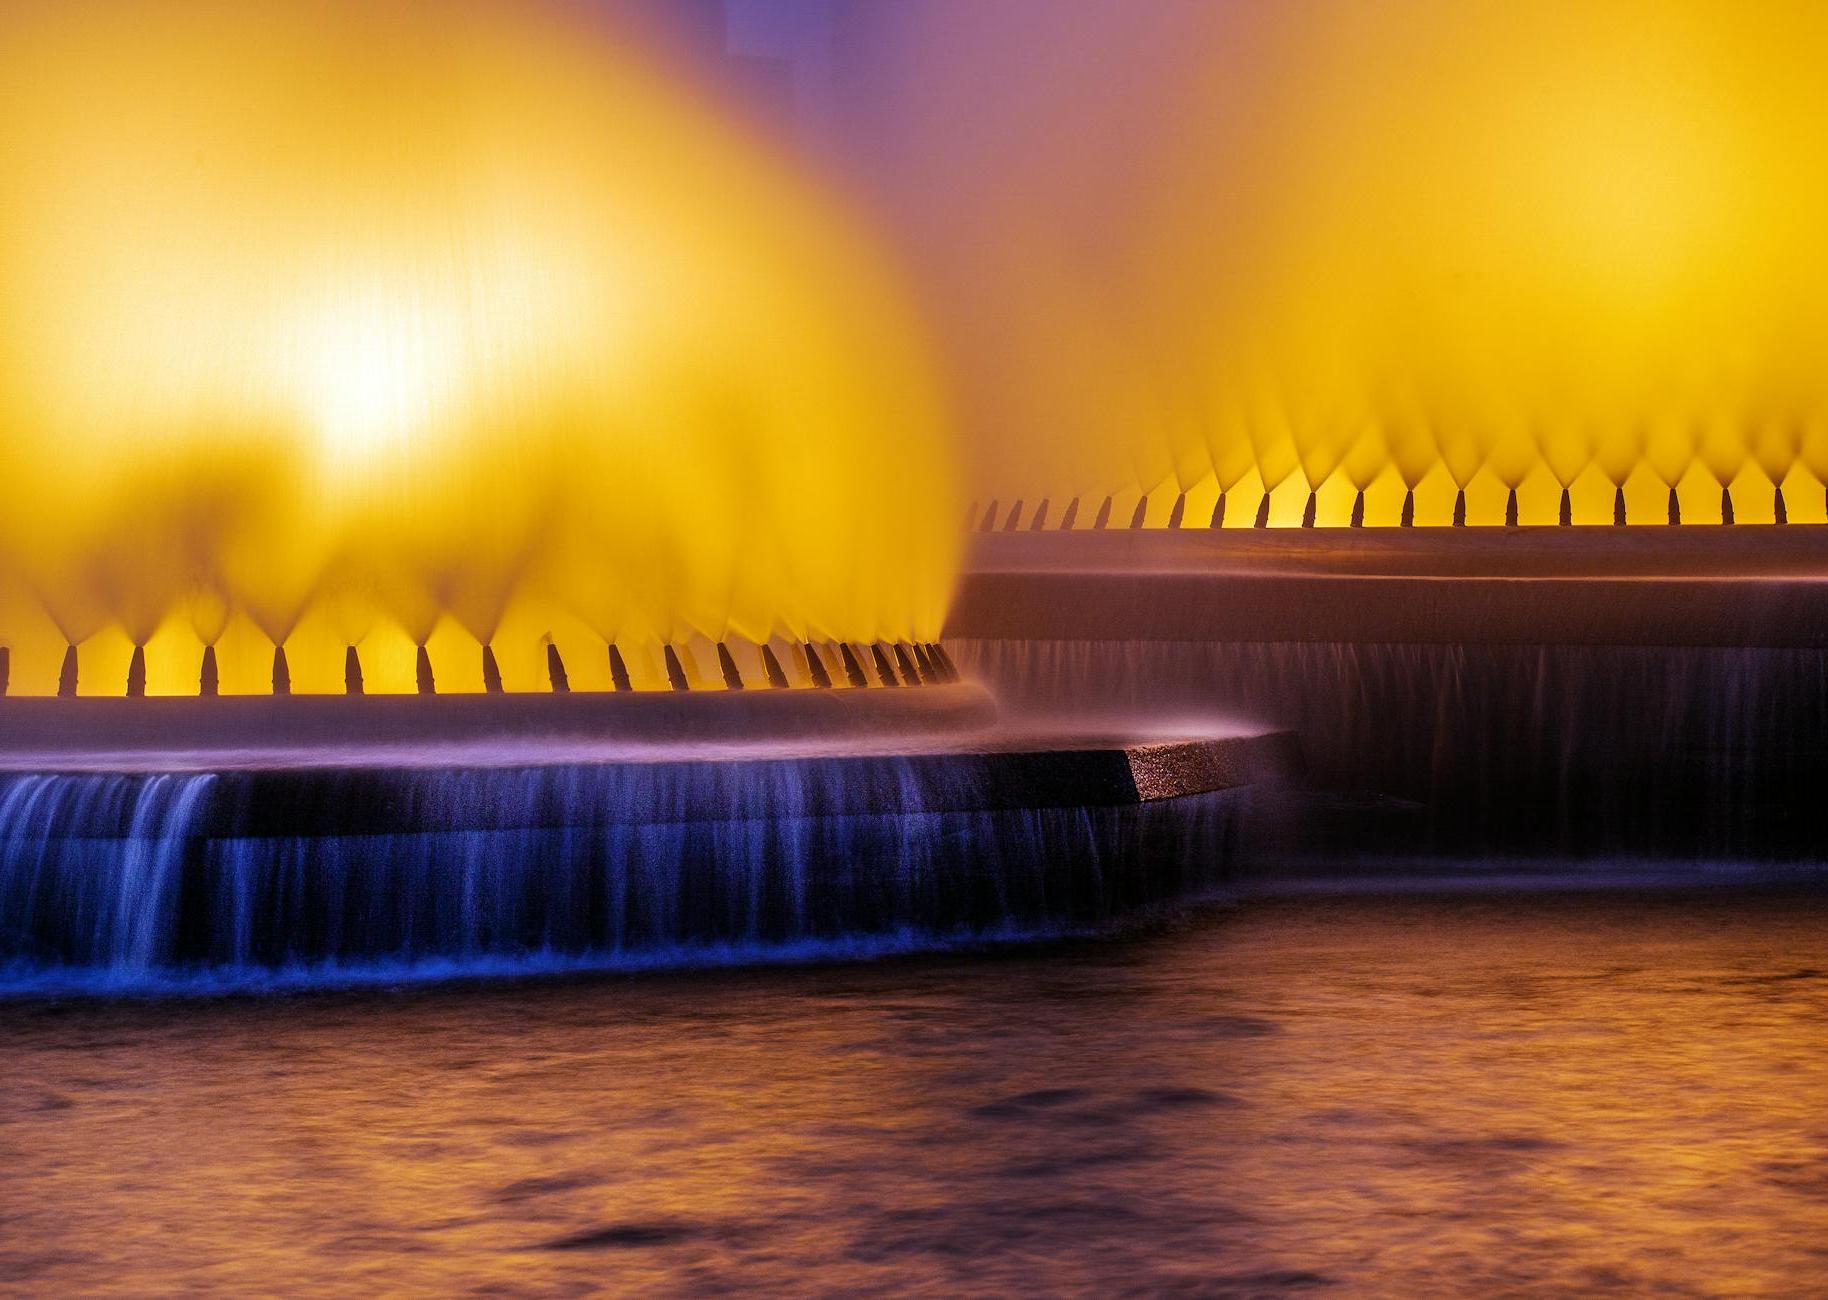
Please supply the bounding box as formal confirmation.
[3,891,1826,1294]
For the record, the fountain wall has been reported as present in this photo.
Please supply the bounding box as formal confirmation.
[0,752,1256,994]
[951,530,1828,867]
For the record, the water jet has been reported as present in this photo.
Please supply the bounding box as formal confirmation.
[716,643,745,691]
[839,644,870,689]
[802,643,834,689]
[761,645,790,690]
[892,644,923,686]
[608,646,634,693]
[664,646,691,692]
[870,644,902,687]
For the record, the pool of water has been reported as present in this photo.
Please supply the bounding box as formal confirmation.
[4,889,1826,1295]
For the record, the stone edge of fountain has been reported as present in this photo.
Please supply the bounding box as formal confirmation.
[0,680,1003,758]
[952,531,1828,647]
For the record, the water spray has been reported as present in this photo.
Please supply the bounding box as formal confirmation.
[838,644,870,688]
[892,644,924,686]
[717,643,746,691]
[607,646,634,692]
[663,646,690,692]
[761,645,790,689]
[802,643,833,689]
[870,644,903,687]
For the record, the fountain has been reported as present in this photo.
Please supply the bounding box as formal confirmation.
[9,0,1825,986]
[848,2,1828,532]
[822,0,1828,879]
[0,0,1280,993]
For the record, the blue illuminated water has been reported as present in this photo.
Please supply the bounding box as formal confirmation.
[0,763,1242,996]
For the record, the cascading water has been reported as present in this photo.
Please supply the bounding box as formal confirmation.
[0,759,1246,995]
[0,773,221,978]
[955,637,1828,865]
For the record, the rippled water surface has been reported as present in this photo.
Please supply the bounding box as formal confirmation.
[6,890,1828,1296]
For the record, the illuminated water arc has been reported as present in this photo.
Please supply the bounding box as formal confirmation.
[892,3,1828,524]
[0,0,959,687]
[973,455,1826,531]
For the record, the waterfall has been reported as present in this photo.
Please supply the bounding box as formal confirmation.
[0,760,1245,994]
[954,638,1828,863]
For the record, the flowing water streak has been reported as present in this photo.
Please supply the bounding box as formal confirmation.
[0,761,1240,994]
[955,637,1828,862]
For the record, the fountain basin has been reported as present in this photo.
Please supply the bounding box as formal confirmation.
[0,700,1293,993]
[950,527,1828,865]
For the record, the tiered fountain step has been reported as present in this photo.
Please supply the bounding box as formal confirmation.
[0,679,1295,992]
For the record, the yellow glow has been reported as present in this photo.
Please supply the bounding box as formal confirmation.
[0,0,957,694]
[910,0,1828,527]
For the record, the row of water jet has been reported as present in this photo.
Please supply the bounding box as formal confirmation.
[0,761,1240,994]
[844,1,1828,527]
[0,631,960,698]
[970,461,1828,533]
[0,0,958,691]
